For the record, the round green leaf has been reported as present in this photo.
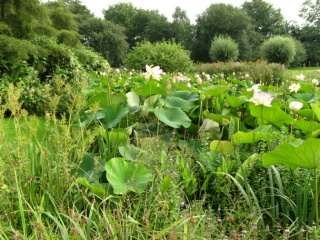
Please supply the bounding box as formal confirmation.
[105,158,153,194]
[154,107,191,128]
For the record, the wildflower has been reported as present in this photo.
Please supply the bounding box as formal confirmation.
[296,74,305,81]
[289,83,300,93]
[289,101,303,111]
[312,79,319,85]
[250,92,273,107]
[144,65,163,80]
[247,84,261,93]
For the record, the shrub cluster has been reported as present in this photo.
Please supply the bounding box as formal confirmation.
[196,60,287,85]
[209,36,239,62]
[124,40,194,73]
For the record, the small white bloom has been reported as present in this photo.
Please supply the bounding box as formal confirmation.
[296,74,305,81]
[187,83,192,88]
[244,73,250,78]
[312,79,319,85]
[289,101,303,111]
[197,77,203,85]
[250,92,273,107]
[247,84,261,93]
[289,83,301,93]
[144,65,163,80]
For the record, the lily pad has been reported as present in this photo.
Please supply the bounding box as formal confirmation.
[262,138,320,169]
[154,107,191,128]
[105,158,153,194]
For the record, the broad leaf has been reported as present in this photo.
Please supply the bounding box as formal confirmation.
[225,96,247,108]
[262,138,320,169]
[132,82,166,97]
[105,158,153,194]
[170,91,199,103]
[100,104,129,128]
[294,119,320,134]
[154,107,191,128]
[202,85,231,97]
[76,177,110,199]
[250,105,293,127]
[232,131,280,144]
[77,153,106,181]
[159,96,192,111]
[210,140,234,156]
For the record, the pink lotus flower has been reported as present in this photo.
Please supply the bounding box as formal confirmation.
[144,65,163,80]
[250,92,273,107]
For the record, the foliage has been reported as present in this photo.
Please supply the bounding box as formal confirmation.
[124,40,194,72]
[79,17,129,67]
[290,38,307,67]
[242,0,285,37]
[209,36,239,62]
[193,3,254,62]
[260,35,296,66]
[195,60,287,85]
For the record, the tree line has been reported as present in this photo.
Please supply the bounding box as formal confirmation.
[1,0,320,68]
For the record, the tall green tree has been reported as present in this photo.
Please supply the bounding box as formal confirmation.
[170,6,193,49]
[193,3,253,62]
[300,0,320,26]
[242,0,285,37]
[0,0,51,39]
[79,17,129,67]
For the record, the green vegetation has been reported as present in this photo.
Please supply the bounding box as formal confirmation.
[3,0,320,238]
[209,36,239,62]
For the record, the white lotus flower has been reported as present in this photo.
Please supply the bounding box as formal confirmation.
[144,65,163,80]
[250,92,273,107]
[247,84,261,93]
[296,74,305,81]
[289,101,303,111]
[289,83,301,93]
[312,79,319,85]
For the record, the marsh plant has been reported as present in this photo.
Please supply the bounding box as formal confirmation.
[2,65,320,239]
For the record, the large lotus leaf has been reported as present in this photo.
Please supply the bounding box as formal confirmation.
[311,103,320,121]
[76,177,110,199]
[132,82,166,97]
[210,140,234,156]
[299,82,315,93]
[202,85,231,97]
[159,96,192,111]
[154,107,191,128]
[105,158,153,194]
[100,104,129,128]
[203,111,232,125]
[294,119,320,134]
[296,109,315,120]
[250,105,293,127]
[262,138,320,169]
[126,92,140,106]
[290,92,318,103]
[170,91,199,103]
[77,153,106,181]
[118,144,147,161]
[232,131,280,144]
[225,96,247,108]
[142,94,161,115]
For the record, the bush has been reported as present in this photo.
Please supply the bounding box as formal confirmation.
[290,38,307,67]
[124,40,194,73]
[260,36,296,66]
[209,36,239,62]
[195,60,287,85]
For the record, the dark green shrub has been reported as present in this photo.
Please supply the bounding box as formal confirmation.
[260,36,296,66]
[0,35,38,62]
[209,36,239,62]
[0,22,12,36]
[57,30,81,47]
[290,38,307,67]
[195,60,287,85]
[124,40,194,73]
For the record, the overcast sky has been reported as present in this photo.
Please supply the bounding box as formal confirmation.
[80,0,306,25]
